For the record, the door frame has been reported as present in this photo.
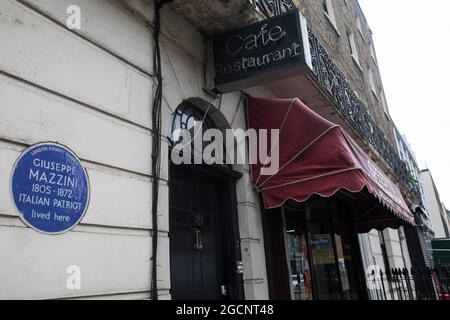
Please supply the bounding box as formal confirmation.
[168,163,245,300]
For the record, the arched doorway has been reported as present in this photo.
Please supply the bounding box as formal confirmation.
[168,102,244,300]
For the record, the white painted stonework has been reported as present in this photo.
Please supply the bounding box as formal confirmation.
[0,0,270,299]
[421,170,450,238]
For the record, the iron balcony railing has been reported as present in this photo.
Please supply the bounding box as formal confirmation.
[250,1,420,199]
[251,0,296,18]
[307,31,421,199]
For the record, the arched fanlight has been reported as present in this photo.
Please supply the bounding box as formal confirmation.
[168,103,229,166]
[168,103,215,146]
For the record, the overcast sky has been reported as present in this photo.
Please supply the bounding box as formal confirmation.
[358,0,450,207]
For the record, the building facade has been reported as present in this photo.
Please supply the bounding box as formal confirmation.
[420,170,450,239]
[0,0,423,300]
[393,127,423,205]
[393,126,434,268]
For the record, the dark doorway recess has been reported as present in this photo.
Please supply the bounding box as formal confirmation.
[169,163,244,300]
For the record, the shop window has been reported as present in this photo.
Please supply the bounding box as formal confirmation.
[285,208,313,301]
[331,199,361,300]
[282,197,365,300]
[307,217,342,300]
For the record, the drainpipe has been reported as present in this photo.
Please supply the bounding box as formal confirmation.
[150,0,171,300]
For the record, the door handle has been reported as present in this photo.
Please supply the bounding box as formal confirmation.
[193,228,203,251]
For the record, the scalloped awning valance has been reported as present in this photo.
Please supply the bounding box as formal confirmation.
[248,97,415,233]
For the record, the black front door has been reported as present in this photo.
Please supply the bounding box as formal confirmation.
[169,164,226,300]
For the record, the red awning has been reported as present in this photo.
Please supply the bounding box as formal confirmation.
[248,97,415,232]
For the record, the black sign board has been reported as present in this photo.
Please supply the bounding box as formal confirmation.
[212,10,309,93]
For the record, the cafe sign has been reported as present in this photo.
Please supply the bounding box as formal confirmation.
[211,10,311,93]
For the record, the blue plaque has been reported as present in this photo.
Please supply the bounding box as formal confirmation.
[10,142,90,234]
[212,10,308,93]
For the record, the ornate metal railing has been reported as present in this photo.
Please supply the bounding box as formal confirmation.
[308,31,421,199]
[251,0,296,18]
[367,266,450,300]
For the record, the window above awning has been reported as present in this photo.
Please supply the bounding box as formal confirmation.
[248,97,415,233]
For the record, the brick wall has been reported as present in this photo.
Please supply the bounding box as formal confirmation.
[294,0,396,145]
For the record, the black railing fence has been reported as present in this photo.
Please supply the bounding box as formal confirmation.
[367,266,450,300]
